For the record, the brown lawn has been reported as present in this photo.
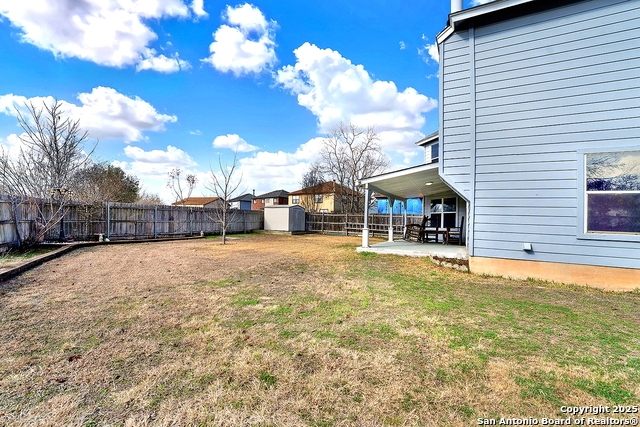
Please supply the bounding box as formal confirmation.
[0,234,638,426]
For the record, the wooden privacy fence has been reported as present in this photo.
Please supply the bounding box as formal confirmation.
[306,212,423,237]
[0,194,264,251]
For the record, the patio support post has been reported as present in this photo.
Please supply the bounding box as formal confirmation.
[388,198,394,242]
[362,184,370,248]
[403,201,407,236]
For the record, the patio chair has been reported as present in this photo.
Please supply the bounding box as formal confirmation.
[446,216,464,245]
[404,215,428,242]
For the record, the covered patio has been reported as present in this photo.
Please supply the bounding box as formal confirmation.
[358,162,469,260]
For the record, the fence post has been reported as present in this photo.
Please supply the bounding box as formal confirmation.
[243,210,247,233]
[12,197,21,248]
[345,213,348,236]
[154,206,158,238]
[106,202,111,239]
[321,212,324,234]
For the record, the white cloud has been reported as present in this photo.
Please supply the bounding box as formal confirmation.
[0,0,194,72]
[115,145,201,203]
[190,129,202,135]
[0,133,27,160]
[201,3,277,76]
[421,43,439,64]
[399,41,406,50]
[275,42,437,161]
[213,134,258,152]
[236,138,324,194]
[136,49,191,73]
[0,87,177,142]
[190,0,208,18]
[124,145,196,166]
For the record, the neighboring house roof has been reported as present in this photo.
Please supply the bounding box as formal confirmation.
[229,193,253,202]
[254,190,289,199]
[171,197,221,206]
[289,181,359,196]
[415,131,438,147]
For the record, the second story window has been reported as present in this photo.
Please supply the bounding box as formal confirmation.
[292,195,300,204]
[314,194,323,203]
[430,143,439,163]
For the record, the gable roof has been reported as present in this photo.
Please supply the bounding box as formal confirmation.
[416,131,439,147]
[289,181,358,196]
[229,193,253,202]
[171,196,221,206]
[254,189,289,199]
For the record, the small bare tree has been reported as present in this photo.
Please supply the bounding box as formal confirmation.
[0,99,96,245]
[205,152,242,244]
[318,122,390,213]
[167,168,197,205]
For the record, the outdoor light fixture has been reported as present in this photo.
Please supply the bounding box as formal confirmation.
[425,182,433,186]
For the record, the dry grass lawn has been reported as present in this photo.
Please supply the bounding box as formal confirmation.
[0,234,638,426]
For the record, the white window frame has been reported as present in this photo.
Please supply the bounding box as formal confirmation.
[577,147,640,242]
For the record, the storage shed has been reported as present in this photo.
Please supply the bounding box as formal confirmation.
[264,205,306,232]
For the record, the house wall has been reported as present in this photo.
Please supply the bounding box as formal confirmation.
[441,0,640,271]
[441,29,472,200]
[289,194,337,213]
[251,197,288,210]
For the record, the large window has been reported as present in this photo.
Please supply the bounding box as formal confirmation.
[292,195,300,204]
[586,151,640,234]
[430,197,456,228]
[314,194,323,203]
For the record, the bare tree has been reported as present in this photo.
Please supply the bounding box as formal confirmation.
[300,162,325,189]
[0,99,96,245]
[205,152,242,244]
[317,122,390,213]
[136,189,164,205]
[167,168,197,205]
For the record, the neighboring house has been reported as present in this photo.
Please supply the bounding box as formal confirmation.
[288,181,360,213]
[361,0,640,289]
[171,197,224,209]
[252,190,289,210]
[229,193,253,210]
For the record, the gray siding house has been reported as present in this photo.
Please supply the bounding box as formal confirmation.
[362,0,640,289]
[440,0,640,288]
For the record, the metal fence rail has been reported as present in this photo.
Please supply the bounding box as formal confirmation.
[0,194,264,251]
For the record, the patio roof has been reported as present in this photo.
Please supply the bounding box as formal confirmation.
[359,163,450,202]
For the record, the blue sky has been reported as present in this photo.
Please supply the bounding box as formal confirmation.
[0,0,486,203]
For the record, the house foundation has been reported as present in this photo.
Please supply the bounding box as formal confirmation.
[469,257,640,291]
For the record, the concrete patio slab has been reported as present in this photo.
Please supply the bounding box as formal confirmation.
[356,240,468,259]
